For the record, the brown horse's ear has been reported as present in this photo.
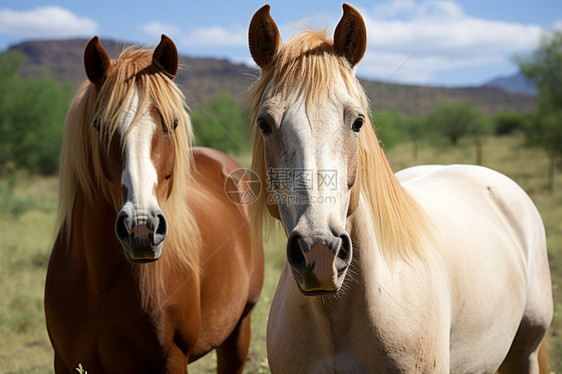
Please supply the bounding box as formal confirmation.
[249,4,282,69]
[84,36,111,87]
[333,4,367,68]
[153,34,178,78]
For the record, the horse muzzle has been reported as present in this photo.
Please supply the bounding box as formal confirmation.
[115,207,168,263]
[286,230,352,295]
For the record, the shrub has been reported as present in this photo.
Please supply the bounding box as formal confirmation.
[190,93,252,154]
[0,51,72,175]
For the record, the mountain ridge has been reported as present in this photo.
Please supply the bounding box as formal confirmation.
[7,38,536,117]
[482,72,537,96]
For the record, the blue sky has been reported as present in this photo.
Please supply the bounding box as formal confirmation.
[0,0,560,86]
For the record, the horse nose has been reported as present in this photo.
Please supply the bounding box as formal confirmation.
[286,230,352,294]
[115,210,167,244]
[115,208,168,262]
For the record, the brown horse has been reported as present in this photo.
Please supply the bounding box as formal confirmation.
[44,35,263,373]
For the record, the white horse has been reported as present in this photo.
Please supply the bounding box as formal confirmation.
[248,4,552,373]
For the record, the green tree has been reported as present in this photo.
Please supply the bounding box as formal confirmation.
[426,102,487,145]
[425,102,491,165]
[372,110,406,150]
[190,93,251,154]
[0,51,71,175]
[399,116,427,159]
[516,31,562,192]
[518,31,562,114]
[493,111,531,136]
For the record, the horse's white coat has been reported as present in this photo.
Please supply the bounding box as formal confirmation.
[268,164,552,373]
[263,91,552,373]
[248,6,552,371]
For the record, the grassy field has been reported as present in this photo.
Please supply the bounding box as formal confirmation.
[0,135,560,373]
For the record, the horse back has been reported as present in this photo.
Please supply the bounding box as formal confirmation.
[397,164,546,267]
[397,164,550,299]
[397,164,552,371]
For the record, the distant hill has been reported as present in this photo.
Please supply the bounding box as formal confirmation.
[8,38,536,117]
[360,80,535,117]
[8,39,257,105]
[482,72,537,96]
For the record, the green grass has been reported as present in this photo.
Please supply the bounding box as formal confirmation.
[0,135,560,372]
[0,175,57,373]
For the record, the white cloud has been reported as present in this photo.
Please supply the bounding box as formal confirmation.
[140,21,246,48]
[0,6,97,37]
[553,20,562,31]
[140,21,182,38]
[181,26,246,47]
[357,0,543,84]
[360,52,437,84]
[372,0,417,19]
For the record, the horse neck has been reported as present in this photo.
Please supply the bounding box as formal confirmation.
[344,195,430,315]
[338,195,398,308]
[295,196,436,361]
[347,195,385,269]
[294,197,379,311]
[293,197,385,332]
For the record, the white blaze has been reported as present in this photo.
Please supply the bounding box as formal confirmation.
[118,88,160,222]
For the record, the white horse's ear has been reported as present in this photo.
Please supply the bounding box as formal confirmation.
[249,4,282,69]
[153,34,178,78]
[334,4,367,67]
[84,36,111,87]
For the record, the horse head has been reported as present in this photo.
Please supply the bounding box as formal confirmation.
[83,35,188,263]
[249,4,367,294]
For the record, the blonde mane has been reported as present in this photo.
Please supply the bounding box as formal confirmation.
[249,29,432,260]
[57,46,200,310]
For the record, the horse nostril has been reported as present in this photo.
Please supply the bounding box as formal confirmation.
[115,211,131,241]
[287,234,306,272]
[335,234,352,272]
[152,213,168,246]
[156,214,167,235]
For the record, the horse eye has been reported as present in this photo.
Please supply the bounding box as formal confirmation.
[351,117,364,132]
[257,119,272,136]
[162,119,178,134]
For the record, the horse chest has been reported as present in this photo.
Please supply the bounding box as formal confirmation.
[270,311,441,373]
[268,276,445,373]
[331,307,441,372]
[46,259,167,370]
